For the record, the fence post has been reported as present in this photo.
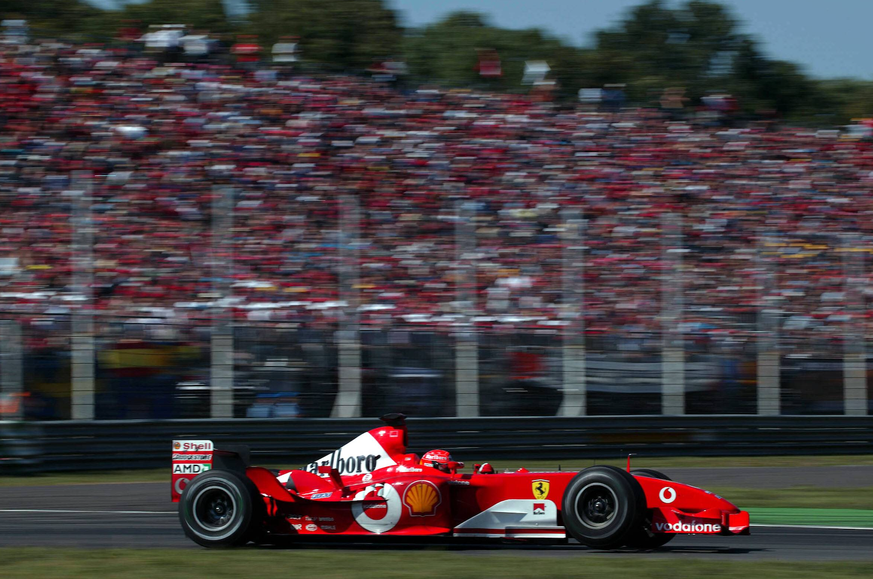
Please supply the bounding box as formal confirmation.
[0,319,23,420]
[70,172,94,420]
[332,194,362,418]
[560,208,586,416]
[211,185,234,419]
[757,233,780,415]
[455,201,479,417]
[661,212,685,415]
[842,233,867,415]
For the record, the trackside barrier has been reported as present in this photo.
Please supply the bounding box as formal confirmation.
[1,416,872,474]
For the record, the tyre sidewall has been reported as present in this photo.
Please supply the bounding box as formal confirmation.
[179,470,255,547]
[561,465,645,549]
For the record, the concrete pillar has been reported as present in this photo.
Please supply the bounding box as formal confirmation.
[0,319,23,420]
[70,172,94,420]
[560,208,586,416]
[842,233,867,415]
[757,233,780,415]
[332,194,362,418]
[455,200,479,417]
[661,212,685,415]
[455,333,479,417]
[210,185,233,418]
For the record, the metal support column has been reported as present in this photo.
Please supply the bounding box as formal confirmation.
[661,212,685,415]
[560,208,586,416]
[757,233,780,415]
[0,319,23,420]
[332,194,362,418]
[455,200,479,417]
[211,185,234,419]
[70,172,95,420]
[842,233,867,415]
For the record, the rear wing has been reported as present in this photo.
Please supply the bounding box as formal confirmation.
[172,440,214,502]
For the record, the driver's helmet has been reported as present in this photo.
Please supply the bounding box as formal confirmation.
[420,449,452,472]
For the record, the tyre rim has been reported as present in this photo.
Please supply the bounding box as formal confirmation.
[192,486,237,532]
[575,483,619,529]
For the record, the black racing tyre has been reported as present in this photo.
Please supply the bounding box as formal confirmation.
[625,469,676,550]
[561,465,646,549]
[179,469,263,548]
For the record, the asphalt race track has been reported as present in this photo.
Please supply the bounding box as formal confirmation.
[2,467,872,559]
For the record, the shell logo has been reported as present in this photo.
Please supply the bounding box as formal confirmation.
[173,441,181,450]
[403,481,441,517]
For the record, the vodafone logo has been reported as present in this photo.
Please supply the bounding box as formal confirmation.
[351,484,401,534]
[655,521,721,533]
[174,477,189,495]
[659,486,677,504]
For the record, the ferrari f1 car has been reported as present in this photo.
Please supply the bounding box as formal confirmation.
[171,414,750,549]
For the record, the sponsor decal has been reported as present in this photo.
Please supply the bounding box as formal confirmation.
[173,440,213,452]
[533,503,546,515]
[396,465,423,473]
[174,477,189,495]
[287,514,302,520]
[390,430,400,438]
[655,521,721,533]
[172,453,212,461]
[362,473,373,483]
[304,432,396,476]
[319,525,336,531]
[317,517,334,522]
[172,463,211,475]
[305,524,318,532]
[403,481,441,517]
[351,484,402,533]
[532,480,550,500]
[292,524,302,531]
[311,492,332,500]
[659,486,677,504]
[449,480,470,486]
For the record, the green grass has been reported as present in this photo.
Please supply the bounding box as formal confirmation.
[748,508,873,528]
[3,454,872,487]
[0,549,871,579]
[707,487,873,511]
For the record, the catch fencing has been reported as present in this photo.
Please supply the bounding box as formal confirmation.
[2,415,871,474]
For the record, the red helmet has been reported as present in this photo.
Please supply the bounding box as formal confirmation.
[420,449,452,471]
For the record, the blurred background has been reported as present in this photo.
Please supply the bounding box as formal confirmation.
[2,0,873,422]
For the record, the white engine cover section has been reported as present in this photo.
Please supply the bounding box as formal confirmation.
[303,432,397,476]
[452,500,565,539]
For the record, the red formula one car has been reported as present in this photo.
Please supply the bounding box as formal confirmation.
[171,414,750,549]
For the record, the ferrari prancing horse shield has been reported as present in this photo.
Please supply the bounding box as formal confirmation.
[532,479,550,500]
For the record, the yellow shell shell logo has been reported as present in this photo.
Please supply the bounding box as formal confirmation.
[403,481,441,517]
[173,441,181,450]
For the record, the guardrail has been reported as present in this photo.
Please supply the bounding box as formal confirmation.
[2,416,872,474]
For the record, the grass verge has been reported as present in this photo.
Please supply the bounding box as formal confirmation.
[748,508,873,528]
[3,455,873,487]
[1,549,872,579]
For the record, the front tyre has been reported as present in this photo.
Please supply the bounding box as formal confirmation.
[561,465,645,549]
[179,470,261,548]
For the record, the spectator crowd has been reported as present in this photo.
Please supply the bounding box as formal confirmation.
[2,30,873,355]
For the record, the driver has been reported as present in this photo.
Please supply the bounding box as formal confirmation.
[420,449,453,472]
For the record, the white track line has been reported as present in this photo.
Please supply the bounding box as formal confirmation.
[752,523,873,531]
[0,509,175,515]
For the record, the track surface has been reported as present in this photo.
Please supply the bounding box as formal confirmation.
[2,467,872,559]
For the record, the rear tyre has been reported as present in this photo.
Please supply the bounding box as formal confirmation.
[561,465,645,549]
[179,469,263,548]
[625,469,676,550]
